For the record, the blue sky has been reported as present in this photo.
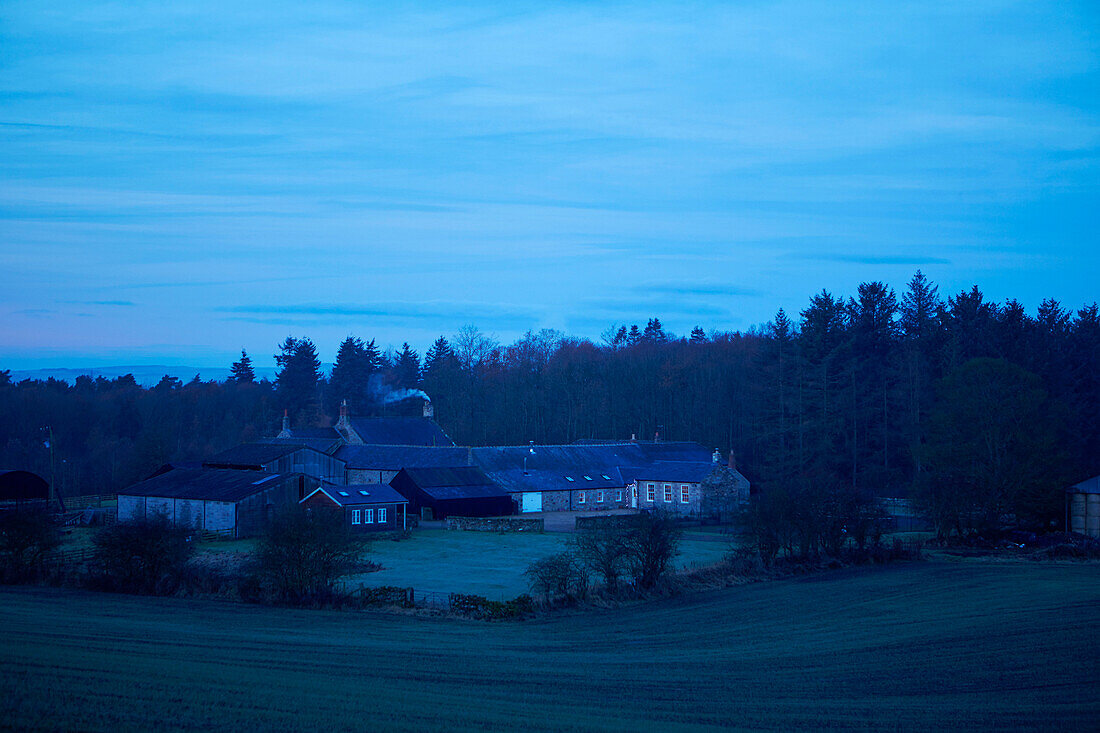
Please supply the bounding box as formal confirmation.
[2,1,1097,369]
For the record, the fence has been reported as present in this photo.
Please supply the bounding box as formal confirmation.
[63,494,116,510]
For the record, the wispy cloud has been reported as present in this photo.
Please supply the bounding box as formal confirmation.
[788,254,953,266]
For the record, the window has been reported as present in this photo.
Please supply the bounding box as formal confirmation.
[578,491,586,504]
[364,509,374,524]
[338,490,349,497]
[597,490,604,503]
[583,475,592,481]
[681,485,690,503]
[602,475,612,480]
[359,490,369,496]
[565,476,575,482]
[378,507,387,523]
[616,489,622,502]
[647,483,655,502]
[351,509,361,525]
[663,484,673,502]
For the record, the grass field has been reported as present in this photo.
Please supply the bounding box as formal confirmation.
[352,528,732,598]
[2,561,1097,731]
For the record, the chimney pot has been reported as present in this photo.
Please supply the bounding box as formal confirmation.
[423,399,434,419]
[728,450,736,471]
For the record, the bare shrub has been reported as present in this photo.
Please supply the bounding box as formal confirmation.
[525,551,588,605]
[92,515,194,594]
[253,508,366,604]
[0,509,61,583]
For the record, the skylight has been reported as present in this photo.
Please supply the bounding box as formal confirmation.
[359,490,369,496]
[565,476,574,482]
[338,491,349,496]
[601,475,612,480]
[583,475,592,481]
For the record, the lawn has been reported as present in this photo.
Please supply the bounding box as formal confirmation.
[349,528,733,598]
[1,561,1096,731]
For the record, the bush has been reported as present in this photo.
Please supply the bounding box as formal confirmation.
[525,551,589,605]
[0,509,61,583]
[91,516,194,594]
[623,510,682,590]
[448,593,535,620]
[252,508,366,604]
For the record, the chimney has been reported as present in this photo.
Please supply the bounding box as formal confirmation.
[712,449,720,464]
[423,398,434,419]
[335,399,351,433]
[654,425,662,443]
[630,433,637,442]
[280,409,290,436]
[728,450,737,471]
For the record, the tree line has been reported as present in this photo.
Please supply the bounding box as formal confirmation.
[2,271,1097,534]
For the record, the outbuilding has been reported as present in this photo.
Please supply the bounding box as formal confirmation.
[117,469,304,537]
[389,466,513,520]
[300,484,409,532]
[1067,476,1100,538]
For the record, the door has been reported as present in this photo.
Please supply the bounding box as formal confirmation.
[630,484,638,508]
[521,492,543,513]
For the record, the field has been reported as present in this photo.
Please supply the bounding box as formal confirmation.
[2,561,1097,731]
[348,528,732,598]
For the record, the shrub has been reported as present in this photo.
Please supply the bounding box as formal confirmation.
[0,509,61,583]
[448,593,535,620]
[525,551,589,604]
[91,515,194,594]
[252,508,366,604]
[623,510,682,590]
[569,524,629,594]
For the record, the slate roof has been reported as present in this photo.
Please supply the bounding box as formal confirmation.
[1069,476,1100,494]
[397,466,510,500]
[471,442,743,493]
[347,417,455,446]
[119,469,294,502]
[204,443,305,468]
[336,445,469,470]
[259,436,344,455]
[304,485,407,506]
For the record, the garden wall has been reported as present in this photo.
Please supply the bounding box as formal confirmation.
[446,516,544,532]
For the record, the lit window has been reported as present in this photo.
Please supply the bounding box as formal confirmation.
[681,485,690,503]
[663,484,672,502]
[578,491,586,503]
[597,490,604,502]
[378,507,387,523]
[364,509,374,524]
[647,483,655,502]
[351,509,361,525]
[616,489,622,502]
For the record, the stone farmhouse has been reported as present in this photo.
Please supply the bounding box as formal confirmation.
[116,395,750,530]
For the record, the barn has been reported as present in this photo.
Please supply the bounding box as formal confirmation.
[389,466,513,520]
[204,443,345,485]
[0,470,56,512]
[117,469,305,537]
[337,445,470,486]
[300,484,409,532]
[1067,476,1100,538]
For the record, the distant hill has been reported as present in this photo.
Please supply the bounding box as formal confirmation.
[8,365,281,387]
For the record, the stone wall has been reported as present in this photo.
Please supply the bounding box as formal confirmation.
[447,515,544,532]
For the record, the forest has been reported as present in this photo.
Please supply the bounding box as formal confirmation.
[2,272,1097,534]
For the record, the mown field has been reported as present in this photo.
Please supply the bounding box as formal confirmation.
[2,561,1097,731]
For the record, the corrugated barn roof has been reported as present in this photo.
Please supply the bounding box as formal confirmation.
[119,469,295,502]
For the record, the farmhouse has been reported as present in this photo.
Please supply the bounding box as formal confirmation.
[204,443,346,485]
[1067,476,1100,538]
[390,466,513,519]
[300,484,409,532]
[117,469,305,537]
[467,441,749,516]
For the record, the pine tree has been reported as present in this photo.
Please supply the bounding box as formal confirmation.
[327,336,377,414]
[230,349,255,384]
[394,343,421,388]
[275,336,322,420]
[422,336,457,378]
[642,318,668,343]
[690,326,707,343]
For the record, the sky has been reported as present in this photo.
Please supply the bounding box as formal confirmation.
[2,1,1098,370]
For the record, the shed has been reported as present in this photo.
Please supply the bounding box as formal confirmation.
[1067,476,1100,538]
[300,484,409,532]
[117,469,304,537]
[0,470,56,511]
[389,466,513,520]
